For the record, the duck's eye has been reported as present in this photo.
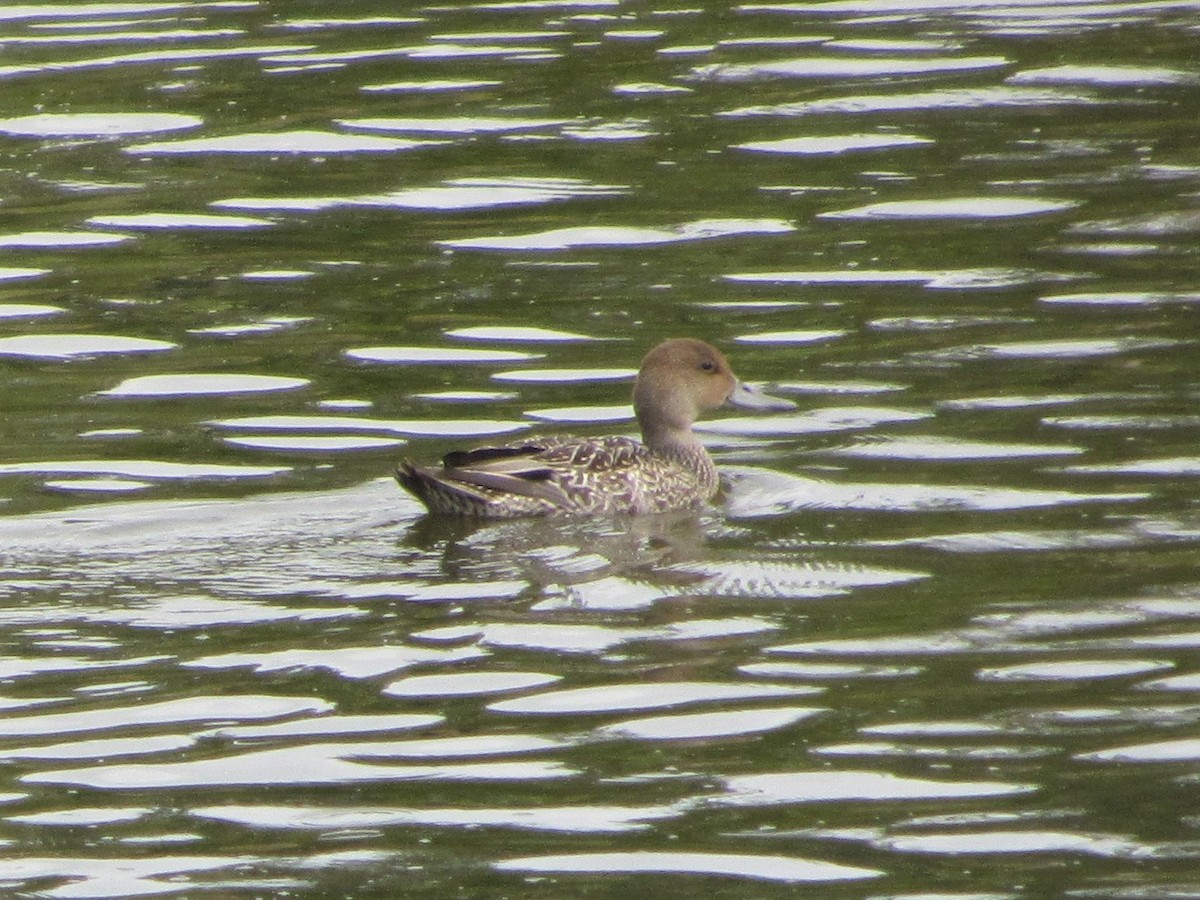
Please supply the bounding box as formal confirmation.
[700,360,716,373]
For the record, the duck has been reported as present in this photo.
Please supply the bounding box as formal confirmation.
[396,338,795,517]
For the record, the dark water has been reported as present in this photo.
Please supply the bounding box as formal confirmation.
[1,1,1199,897]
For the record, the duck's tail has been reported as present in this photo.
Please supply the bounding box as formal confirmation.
[395,456,567,517]
[396,460,485,515]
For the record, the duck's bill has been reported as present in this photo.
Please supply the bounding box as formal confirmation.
[727,380,797,411]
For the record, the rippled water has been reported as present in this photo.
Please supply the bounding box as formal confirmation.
[1,1,1199,897]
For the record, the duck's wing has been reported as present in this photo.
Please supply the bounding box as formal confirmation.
[396,440,579,516]
[438,444,576,506]
[396,437,654,517]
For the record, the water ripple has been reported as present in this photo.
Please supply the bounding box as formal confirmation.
[488,681,809,715]
[126,130,444,155]
[0,2,1196,896]
[0,112,203,137]
[494,850,883,883]
[715,771,1034,805]
[693,55,1008,81]
[101,374,310,397]
[195,801,681,834]
[440,218,794,251]
[734,132,934,154]
[0,334,177,360]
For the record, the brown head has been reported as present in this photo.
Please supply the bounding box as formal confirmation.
[632,338,794,441]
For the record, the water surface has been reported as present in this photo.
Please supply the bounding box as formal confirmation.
[1,1,1199,897]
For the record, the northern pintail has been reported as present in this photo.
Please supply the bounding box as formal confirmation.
[396,338,794,517]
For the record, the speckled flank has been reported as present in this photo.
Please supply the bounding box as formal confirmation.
[397,435,716,517]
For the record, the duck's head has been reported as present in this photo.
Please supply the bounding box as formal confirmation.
[633,338,795,435]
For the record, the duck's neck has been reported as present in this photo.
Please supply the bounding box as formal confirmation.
[639,421,718,495]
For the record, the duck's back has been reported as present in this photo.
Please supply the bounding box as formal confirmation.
[396,435,715,517]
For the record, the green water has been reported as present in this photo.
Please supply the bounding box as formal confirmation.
[0,1,1199,897]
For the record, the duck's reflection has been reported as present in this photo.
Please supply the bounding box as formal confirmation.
[400,509,714,610]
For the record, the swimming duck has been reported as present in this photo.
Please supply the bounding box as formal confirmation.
[396,338,795,517]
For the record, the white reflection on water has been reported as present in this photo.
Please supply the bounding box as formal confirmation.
[0,43,316,81]
[44,478,153,493]
[3,595,359,630]
[445,325,606,342]
[491,366,635,383]
[698,406,931,436]
[1068,209,1200,236]
[0,112,202,136]
[877,829,1152,857]
[977,659,1172,682]
[612,81,693,95]
[416,617,779,654]
[0,230,131,248]
[187,644,487,680]
[399,42,558,60]
[723,266,1067,289]
[26,746,576,789]
[101,373,310,397]
[916,336,1182,362]
[0,735,196,762]
[487,681,810,715]
[0,303,64,318]
[494,850,883,883]
[1008,64,1200,86]
[813,741,1054,761]
[1060,457,1200,476]
[338,115,570,133]
[0,334,177,360]
[734,133,933,154]
[560,120,656,141]
[188,315,312,335]
[819,435,1084,461]
[596,705,826,741]
[201,713,445,740]
[2,855,272,900]
[195,801,682,834]
[938,391,1160,411]
[666,558,928,598]
[0,459,290,480]
[714,770,1034,805]
[223,435,406,452]
[524,404,633,424]
[125,130,444,155]
[0,266,70,280]
[383,671,562,698]
[867,526,1153,553]
[7,807,152,826]
[1045,416,1200,431]
[819,196,1080,220]
[1080,737,1200,763]
[739,661,922,680]
[720,85,1105,118]
[0,695,333,739]
[1,28,246,46]
[87,212,273,229]
[346,345,543,364]
[733,329,847,344]
[215,175,626,212]
[211,413,530,438]
[440,218,793,251]
[361,78,502,92]
[692,55,1008,81]
[1041,290,1200,306]
[410,389,516,403]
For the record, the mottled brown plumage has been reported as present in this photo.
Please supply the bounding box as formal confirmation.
[396,338,794,517]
